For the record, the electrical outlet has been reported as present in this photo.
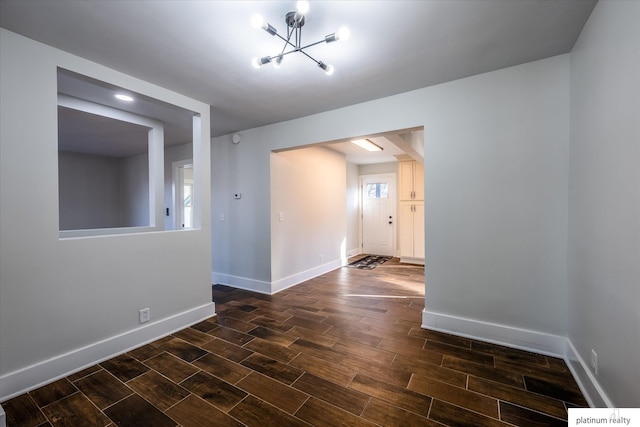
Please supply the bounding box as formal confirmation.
[590,349,598,375]
[320,254,324,262]
[139,308,150,324]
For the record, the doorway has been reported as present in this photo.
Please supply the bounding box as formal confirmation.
[173,160,194,229]
[360,173,397,256]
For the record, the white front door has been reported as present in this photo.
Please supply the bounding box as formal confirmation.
[361,174,396,256]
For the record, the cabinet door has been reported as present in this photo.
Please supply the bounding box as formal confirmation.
[398,161,415,201]
[413,162,424,201]
[398,202,414,257]
[413,202,425,259]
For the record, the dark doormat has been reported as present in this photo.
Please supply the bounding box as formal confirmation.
[347,255,392,270]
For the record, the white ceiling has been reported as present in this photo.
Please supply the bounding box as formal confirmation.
[0,0,596,162]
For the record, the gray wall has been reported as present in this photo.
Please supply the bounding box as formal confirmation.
[59,150,150,230]
[0,29,211,400]
[58,151,122,230]
[568,0,640,407]
[211,53,570,336]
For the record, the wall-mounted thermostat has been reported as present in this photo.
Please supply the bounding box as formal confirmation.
[234,193,242,199]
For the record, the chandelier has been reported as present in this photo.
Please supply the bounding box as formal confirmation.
[251,1,350,75]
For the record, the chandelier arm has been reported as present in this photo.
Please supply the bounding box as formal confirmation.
[298,48,322,66]
[274,32,298,51]
[297,39,328,51]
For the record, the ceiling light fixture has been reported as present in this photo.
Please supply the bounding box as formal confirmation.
[115,94,134,102]
[351,139,382,152]
[251,1,350,75]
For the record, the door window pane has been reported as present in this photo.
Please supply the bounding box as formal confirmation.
[366,183,388,199]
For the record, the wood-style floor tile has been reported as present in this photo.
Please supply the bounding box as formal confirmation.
[201,337,254,362]
[237,372,309,414]
[292,372,369,416]
[207,325,256,346]
[2,394,48,427]
[102,394,176,427]
[155,337,208,363]
[524,375,589,406]
[391,354,467,388]
[362,398,441,427]
[179,371,247,412]
[165,395,243,427]
[1,257,588,427]
[127,343,164,362]
[349,373,431,416]
[29,378,78,408]
[73,370,133,409]
[441,355,525,389]
[247,325,298,346]
[143,352,199,383]
[228,395,311,427]
[499,401,567,427]
[172,327,216,346]
[288,352,356,387]
[428,399,513,427]
[99,354,149,382]
[424,340,495,366]
[193,352,252,384]
[408,374,498,417]
[468,376,568,420]
[126,370,189,411]
[240,352,304,385]
[41,392,111,427]
[295,397,378,427]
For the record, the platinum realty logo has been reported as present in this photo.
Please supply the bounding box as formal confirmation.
[569,409,640,426]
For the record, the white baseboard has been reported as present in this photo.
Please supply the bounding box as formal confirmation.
[565,340,612,408]
[212,272,271,294]
[400,256,425,265]
[422,309,566,357]
[347,248,362,257]
[271,259,343,294]
[421,309,615,409]
[0,302,215,402]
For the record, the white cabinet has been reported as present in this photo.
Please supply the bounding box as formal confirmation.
[398,159,424,264]
[399,160,424,201]
[399,201,424,263]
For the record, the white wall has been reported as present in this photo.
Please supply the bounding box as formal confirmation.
[568,0,640,407]
[346,162,360,256]
[359,162,398,176]
[270,146,347,291]
[0,29,212,400]
[211,54,570,340]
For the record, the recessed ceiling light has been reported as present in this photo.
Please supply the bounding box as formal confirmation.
[115,94,134,102]
[351,139,382,152]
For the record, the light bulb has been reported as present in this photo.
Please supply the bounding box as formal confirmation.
[296,0,309,15]
[318,62,334,75]
[273,56,283,69]
[337,26,350,41]
[252,57,271,68]
[115,94,134,102]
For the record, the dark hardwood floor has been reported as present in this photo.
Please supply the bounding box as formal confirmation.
[2,257,588,426]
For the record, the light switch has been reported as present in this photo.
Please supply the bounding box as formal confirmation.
[219,213,225,221]
[279,212,285,222]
